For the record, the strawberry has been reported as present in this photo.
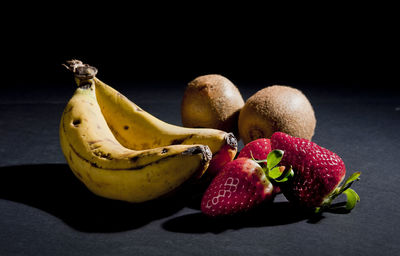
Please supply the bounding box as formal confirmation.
[201,150,292,217]
[238,138,282,194]
[271,132,360,212]
[207,144,238,177]
[238,138,271,163]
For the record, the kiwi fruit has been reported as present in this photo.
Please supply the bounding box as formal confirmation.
[238,85,316,144]
[181,74,244,134]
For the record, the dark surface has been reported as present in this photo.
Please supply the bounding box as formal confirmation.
[1,78,399,256]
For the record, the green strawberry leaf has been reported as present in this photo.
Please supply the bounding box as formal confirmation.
[339,171,361,193]
[268,166,294,183]
[343,188,360,211]
[266,150,284,170]
[268,167,282,179]
[275,166,294,182]
[346,171,361,184]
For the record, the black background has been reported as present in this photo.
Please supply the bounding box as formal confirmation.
[3,5,365,90]
[2,6,399,256]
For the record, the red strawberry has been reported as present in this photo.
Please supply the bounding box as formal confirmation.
[200,148,293,217]
[238,138,271,163]
[207,144,238,177]
[238,138,282,194]
[271,132,360,212]
[201,157,274,216]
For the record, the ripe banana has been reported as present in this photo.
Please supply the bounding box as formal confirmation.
[93,76,237,175]
[60,61,212,203]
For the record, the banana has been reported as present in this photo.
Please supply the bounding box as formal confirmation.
[60,61,211,202]
[93,75,237,175]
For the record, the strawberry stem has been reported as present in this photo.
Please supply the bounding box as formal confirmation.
[316,171,361,214]
[250,150,292,184]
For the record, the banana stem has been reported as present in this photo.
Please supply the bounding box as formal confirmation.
[63,60,98,83]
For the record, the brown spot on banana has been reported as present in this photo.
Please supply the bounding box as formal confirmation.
[171,135,194,145]
[93,150,113,160]
[128,151,159,162]
[109,125,129,145]
[170,138,184,145]
[129,156,139,163]
[90,162,100,168]
[72,119,81,127]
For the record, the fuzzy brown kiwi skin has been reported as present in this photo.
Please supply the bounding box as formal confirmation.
[238,85,316,144]
[181,74,244,135]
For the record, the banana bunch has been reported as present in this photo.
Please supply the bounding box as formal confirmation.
[60,60,237,203]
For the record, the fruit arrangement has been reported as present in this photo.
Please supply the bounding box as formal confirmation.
[60,60,360,217]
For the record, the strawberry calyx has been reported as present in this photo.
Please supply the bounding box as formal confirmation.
[250,149,294,184]
[316,171,361,213]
